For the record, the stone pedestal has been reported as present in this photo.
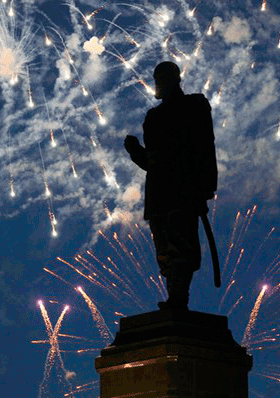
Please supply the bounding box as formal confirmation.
[95,309,252,398]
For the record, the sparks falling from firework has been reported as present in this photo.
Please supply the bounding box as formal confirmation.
[203,76,212,92]
[261,0,267,12]
[38,300,53,338]
[8,131,16,197]
[207,23,214,36]
[42,91,57,148]
[76,286,112,344]
[242,285,268,347]
[138,78,155,96]
[85,5,104,23]
[37,301,73,397]
[222,210,241,278]
[38,143,52,199]
[93,105,107,125]
[0,4,34,83]
[194,41,203,57]
[275,118,280,141]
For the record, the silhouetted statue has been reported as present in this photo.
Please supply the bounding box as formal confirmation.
[124,61,218,310]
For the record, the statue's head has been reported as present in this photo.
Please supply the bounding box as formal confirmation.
[153,61,181,100]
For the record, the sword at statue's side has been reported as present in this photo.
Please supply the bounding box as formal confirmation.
[200,213,221,288]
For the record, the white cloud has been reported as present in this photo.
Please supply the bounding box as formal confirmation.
[67,33,81,52]
[213,16,252,44]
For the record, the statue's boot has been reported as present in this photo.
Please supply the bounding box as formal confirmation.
[158,270,193,310]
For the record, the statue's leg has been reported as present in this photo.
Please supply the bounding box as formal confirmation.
[149,214,170,278]
[149,208,200,309]
[165,268,193,309]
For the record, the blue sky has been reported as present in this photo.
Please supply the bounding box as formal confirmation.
[0,0,280,396]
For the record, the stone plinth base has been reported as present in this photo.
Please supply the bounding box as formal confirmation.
[95,309,252,398]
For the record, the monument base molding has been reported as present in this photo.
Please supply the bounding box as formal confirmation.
[95,309,252,398]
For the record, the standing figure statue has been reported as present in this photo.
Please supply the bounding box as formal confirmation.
[124,62,218,310]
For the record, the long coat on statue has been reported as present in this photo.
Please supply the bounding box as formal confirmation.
[129,87,217,220]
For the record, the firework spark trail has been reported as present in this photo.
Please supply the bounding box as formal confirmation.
[248,337,277,346]
[210,194,218,227]
[107,255,121,272]
[45,26,75,67]
[227,295,243,317]
[206,21,214,37]
[262,283,280,321]
[86,249,111,269]
[100,260,142,304]
[158,274,167,297]
[219,247,245,313]
[253,372,280,383]
[43,267,74,289]
[0,2,36,83]
[50,7,109,129]
[219,279,235,312]
[235,205,257,249]
[96,16,141,51]
[60,126,78,178]
[134,223,155,255]
[58,334,100,343]
[270,282,280,297]
[38,300,54,338]
[222,211,241,278]
[149,275,166,300]
[64,381,99,397]
[66,1,95,31]
[85,251,146,307]
[32,340,50,344]
[126,231,162,296]
[233,208,252,250]
[245,227,275,273]
[47,198,58,238]
[38,142,51,198]
[265,255,280,276]
[57,256,99,284]
[26,66,34,108]
[93,147,120,189]
[38,143,60,236]
[85,250,125,290]
[59,348,100,354]
[176,0,202,40]
[127,231,152,272]
[42,90,57,148]
[231,248,245,280]
[87,227,163,305]
[76,286,113,344]
[122,236,149,280]
[242,285,268,347]
[112,231,154,290]
[127,225,158,276]
[38,302,72,398]
[8,130,15,197]
[75,254,98,274]
[82,257,128,301]
[261,0,267,12]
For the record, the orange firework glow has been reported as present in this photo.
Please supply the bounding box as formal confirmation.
[76,286,112,343]
[38,302,72,396]
[242,285,268,347]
